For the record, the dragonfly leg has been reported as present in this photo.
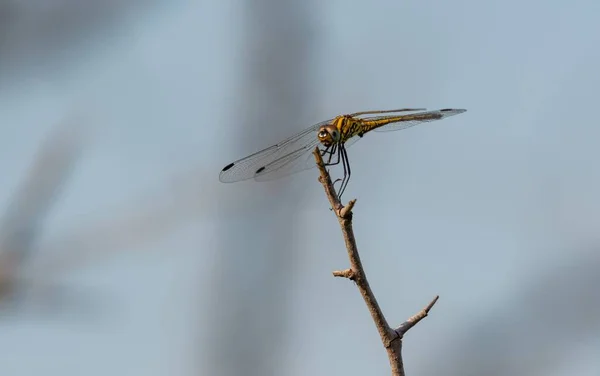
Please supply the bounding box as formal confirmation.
[332,177,343,190]
[322,144,342,177]
[319,143,350,198]
[336,145,351,200]
[321,144,339,165]
[324,145,346,192]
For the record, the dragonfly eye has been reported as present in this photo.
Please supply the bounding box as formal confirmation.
[317,125,340,147]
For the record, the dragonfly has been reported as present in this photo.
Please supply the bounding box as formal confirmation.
[219,108,467,198]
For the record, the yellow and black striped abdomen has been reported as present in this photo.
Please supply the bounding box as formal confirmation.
[360,112,446,133]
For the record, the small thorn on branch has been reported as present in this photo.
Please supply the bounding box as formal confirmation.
[332,268,355,280]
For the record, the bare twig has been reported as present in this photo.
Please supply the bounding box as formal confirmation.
[312,148,439,376]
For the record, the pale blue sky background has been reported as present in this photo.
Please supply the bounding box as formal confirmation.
[0,1,599,375]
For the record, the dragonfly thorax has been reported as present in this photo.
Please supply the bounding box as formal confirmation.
[317,124,341,147]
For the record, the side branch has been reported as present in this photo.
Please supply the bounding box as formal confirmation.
[312,147,439,376]
[395,295,439,336]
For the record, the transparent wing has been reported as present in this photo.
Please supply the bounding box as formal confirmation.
[348,108,426,117]
[252,138,321,181]
[219,119,333,183]
[255,132,362,182]
[365,108,466,132]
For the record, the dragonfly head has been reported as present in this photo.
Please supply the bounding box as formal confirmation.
[317,124,341,147]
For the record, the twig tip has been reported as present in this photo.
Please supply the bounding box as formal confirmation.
[426,295,440,313]
[338,199,356,218]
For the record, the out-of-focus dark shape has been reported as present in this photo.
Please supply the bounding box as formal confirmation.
[0,0,161,85]
[422,249,600,376]
[30,165,212,277]
[1,159,230,317]
[204,1,317,375]
[18,159,250,291]
[0,116,85,309]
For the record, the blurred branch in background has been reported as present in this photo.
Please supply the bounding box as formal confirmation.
[203,0,317,375]
[4,163,241,316]
[29,164,212,280]
[0,126,264,317]
[423,248,600,376]
[0,0,161,85]
[0,116,85,309]
[0,118,223,316]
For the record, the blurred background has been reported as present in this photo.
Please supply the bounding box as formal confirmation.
[0,0,598,375]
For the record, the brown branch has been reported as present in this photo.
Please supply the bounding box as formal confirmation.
[312,148,439,376]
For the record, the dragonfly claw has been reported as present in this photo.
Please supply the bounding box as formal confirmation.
[332,177,341,187]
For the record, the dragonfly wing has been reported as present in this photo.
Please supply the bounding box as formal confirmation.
[348,108,426,117]
[253,138,321,181]
[370,108,466,132]
[219,119,332,183]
